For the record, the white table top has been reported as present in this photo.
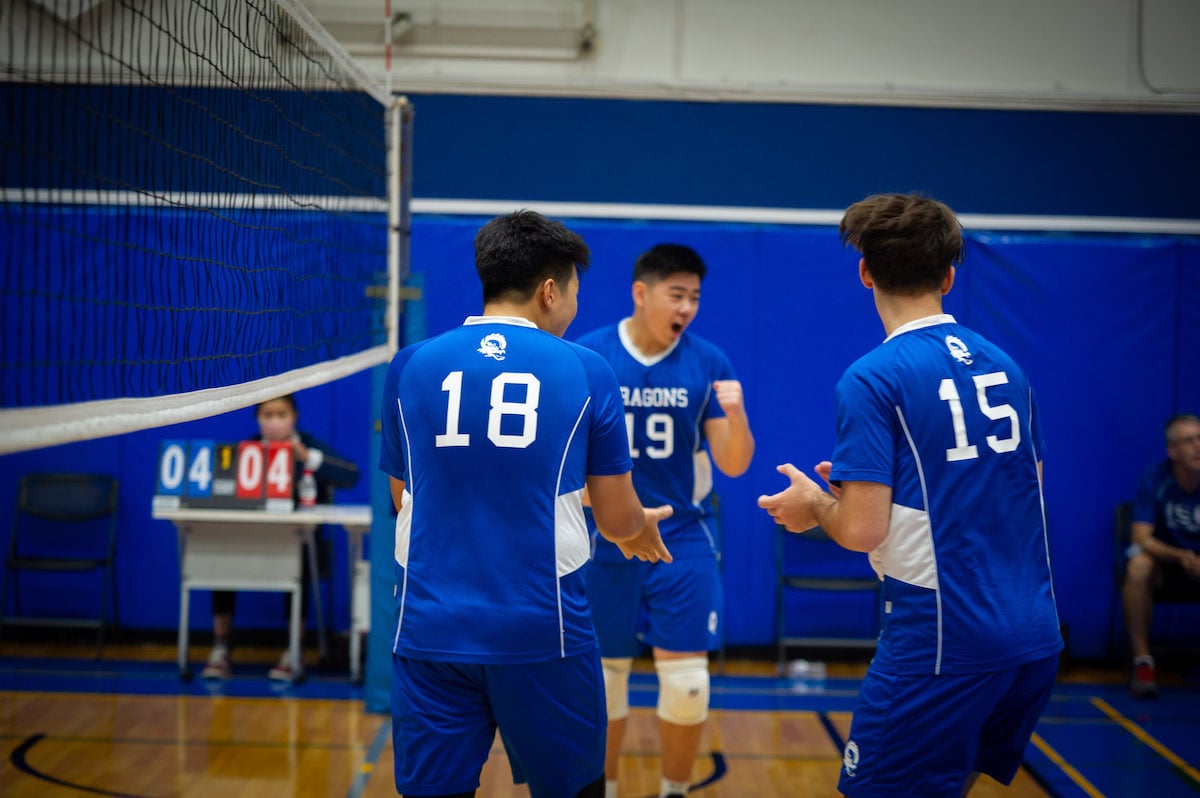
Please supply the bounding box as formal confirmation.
[152,503,372,528]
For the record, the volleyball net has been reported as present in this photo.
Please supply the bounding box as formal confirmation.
[0,0,410,455]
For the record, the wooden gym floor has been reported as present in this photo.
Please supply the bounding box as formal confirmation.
[0,639,1198,797]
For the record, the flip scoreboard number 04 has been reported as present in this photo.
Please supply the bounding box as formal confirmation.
[154,440,295,511]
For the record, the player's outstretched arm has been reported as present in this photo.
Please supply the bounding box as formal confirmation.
[757,463,890,553]
[585,474,673,563]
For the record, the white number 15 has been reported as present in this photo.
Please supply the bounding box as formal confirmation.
[938,371,1020,462]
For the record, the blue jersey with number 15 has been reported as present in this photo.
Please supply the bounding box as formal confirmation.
[830,314,1062,676]
[378,316,632,664]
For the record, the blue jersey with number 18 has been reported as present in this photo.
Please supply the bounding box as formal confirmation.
[378,316,632,664]
[830,314,1062,676]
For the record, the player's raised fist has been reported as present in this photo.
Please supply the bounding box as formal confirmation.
[713,380,745,415]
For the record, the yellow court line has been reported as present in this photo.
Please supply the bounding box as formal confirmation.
[1029,732,1105,798]
[1091,697,1200,785]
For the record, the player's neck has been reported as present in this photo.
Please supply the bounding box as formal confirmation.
[875,292,945,337]
[482,300,542,329]
[624,315,669,357]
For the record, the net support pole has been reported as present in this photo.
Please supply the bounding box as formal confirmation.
[386,97,404,356]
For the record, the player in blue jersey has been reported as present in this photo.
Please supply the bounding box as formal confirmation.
[576,244,755,798]
[1123,412,1200,698]
[379,210,673,798]
[758,193,1062,798]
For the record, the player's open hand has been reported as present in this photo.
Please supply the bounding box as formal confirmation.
[616,504,674,564]
[713,380,746,419]
[757,463,824,533]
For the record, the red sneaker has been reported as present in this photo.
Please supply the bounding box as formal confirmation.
[1131,657,1157,699]
[268,652,304,683]
[201,645,231,681]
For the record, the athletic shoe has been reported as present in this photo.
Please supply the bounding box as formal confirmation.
[201,645,231,680]
[268,652,304,683]
[1131,657,1157,698]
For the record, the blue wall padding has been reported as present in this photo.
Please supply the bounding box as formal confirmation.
[1,227,1196,662]
[406,94,1200,219]
[405,216,1199,659]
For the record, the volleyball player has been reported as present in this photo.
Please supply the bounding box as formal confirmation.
[576,244,755,798]
[379,210,672,798]
[758,193,1063,797]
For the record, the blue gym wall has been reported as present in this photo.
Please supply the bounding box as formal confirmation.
[2,93,1198,661]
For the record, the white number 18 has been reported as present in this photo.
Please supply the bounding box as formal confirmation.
[436,370,540,449]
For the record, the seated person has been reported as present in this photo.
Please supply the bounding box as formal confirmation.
[1123,412,1200,698]
[202,394,359,682]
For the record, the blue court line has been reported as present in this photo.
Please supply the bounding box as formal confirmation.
[346,718,392,798]
[0,656,365,700]
[818,712,847,754]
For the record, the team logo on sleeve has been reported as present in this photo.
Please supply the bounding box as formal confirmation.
[945,335,973,365]
[477,333,508,361]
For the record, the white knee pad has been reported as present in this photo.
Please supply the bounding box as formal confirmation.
[602,657,633,721]
[655,656,710,726]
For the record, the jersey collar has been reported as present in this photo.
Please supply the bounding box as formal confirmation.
[462,315,538,328]
[884,313,957,343]
[618,317,681,367]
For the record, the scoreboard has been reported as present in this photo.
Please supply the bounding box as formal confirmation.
[153,440,295,511]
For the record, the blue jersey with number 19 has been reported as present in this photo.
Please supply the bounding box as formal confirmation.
[830,314,1062,676]
[379,316,632,664]
[576,320,734,562]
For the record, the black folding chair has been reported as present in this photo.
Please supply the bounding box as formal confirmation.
[776,524,881,672]
[1,473,119,658]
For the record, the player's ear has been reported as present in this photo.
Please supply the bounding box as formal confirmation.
[941,265,956,295]
[538,277,556,308]
[631,280,647,307]
[858,258,873,289]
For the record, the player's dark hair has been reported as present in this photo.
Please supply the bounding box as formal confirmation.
[1164,413,1200,443]
[632,243,707,285]
[839,193,964,295]
[256,394,297,413]
[474,210,590,304]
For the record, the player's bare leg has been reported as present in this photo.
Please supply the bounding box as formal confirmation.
[654,648,710,796]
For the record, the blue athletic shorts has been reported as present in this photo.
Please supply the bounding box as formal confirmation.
[838,653,1059,798]
[391,651,605,797]
[586,556,723,656]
